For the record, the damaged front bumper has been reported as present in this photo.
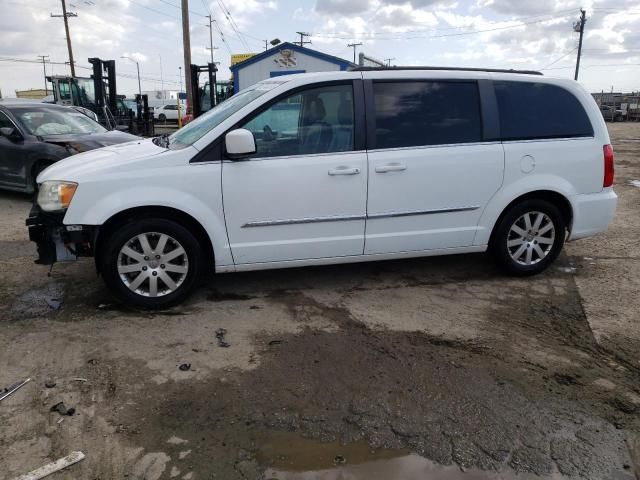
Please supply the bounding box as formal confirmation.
[26,205,96,265]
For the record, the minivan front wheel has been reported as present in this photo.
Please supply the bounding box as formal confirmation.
[100,218,203,308]
[492,199,566,276]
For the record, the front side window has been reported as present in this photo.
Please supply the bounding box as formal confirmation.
[240,83,354,158]
[495,81,593,141]
[169,80,285,149]
[0,111,14,130]
[373,81,482,149]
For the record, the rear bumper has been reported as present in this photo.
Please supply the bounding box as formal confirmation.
[568,189,617,241]
[26,205,96,265]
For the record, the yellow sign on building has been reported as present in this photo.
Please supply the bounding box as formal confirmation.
[231,53,257,66]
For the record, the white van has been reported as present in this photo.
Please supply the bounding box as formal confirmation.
[28,68,617,308]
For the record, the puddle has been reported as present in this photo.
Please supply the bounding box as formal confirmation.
[9,282,65,318]
[258,431,410,472]
[258,432,566,480]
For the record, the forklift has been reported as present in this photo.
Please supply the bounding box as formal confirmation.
[188,62,234,120]
[46,58,154,136]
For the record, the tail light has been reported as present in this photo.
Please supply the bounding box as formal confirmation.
[603,144,614,187]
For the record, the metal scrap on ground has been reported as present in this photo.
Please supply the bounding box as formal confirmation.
[0,378,31,402]
[12,451,85,480]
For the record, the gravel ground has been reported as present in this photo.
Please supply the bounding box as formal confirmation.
[0,123,639,480]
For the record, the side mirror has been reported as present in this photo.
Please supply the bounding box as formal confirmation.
[0,127,21,141]
[225,128,256,159]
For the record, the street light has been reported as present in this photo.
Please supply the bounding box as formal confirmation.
[121,56,141,96]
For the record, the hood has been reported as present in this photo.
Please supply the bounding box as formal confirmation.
[40,130,139,152]
[38,137,168,183]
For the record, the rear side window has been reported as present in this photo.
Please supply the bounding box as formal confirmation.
[495,81,593,141]
[372,81,482,149]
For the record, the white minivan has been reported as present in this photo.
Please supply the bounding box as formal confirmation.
[28,68,617,308]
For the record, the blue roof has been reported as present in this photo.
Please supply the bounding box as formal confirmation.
[230,42,354,73]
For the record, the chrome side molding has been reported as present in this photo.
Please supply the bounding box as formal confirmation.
[368,206,480,219]
[242,214,366,228]
[241,206,480,228]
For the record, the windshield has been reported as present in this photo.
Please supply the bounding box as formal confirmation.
[168,80,285,149]
[14,106,106,136]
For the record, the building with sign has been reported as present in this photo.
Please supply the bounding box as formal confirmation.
[230,42,355,92]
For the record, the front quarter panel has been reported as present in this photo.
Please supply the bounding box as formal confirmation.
[62,150,233,267]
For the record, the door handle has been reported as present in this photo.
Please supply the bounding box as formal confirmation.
[375,163,407,173]
[328,166,361,176]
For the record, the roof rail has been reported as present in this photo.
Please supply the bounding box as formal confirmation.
[350,66,543,75]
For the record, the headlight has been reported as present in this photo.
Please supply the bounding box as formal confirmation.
[37,181,78,212]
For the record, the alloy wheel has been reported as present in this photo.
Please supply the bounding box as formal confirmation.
[117,232,189,297]
[506,211,555,266]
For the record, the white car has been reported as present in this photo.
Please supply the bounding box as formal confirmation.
[154,104,184,122]
[28,68,617,308]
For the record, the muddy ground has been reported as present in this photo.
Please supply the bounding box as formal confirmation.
[1,123,639,480]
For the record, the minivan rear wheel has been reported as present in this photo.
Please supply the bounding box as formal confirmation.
[100,218,203,309]
[491,199,566,276]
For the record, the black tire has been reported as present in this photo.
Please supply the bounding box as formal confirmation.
[158,113,166,122]
[99,218,203,309]
[491,199,566,276]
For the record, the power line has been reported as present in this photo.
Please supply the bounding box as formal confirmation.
[541,47,577,70]
[215,0,250,50]
[157,0,207,17]
[314,9,578,40]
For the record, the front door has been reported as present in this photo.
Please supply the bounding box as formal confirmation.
[0,111,27,189]
[222,81,367,265]
[364,79,504,254]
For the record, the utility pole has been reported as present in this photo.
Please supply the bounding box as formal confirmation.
[295,31,311,47]
[159,54,164,100]
[121,56,142,96]
[384,57,395,67]
[573,8,587,81]
[347,42,362,64]
[50,0,77,77]
[181,0,193,114]
[264,40,268,51]
[37,55,50,93]
[206,15,219,64]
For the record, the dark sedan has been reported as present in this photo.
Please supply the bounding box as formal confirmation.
[0,100,138,193]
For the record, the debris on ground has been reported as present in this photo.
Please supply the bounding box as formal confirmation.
[44,381,56,389]
[179,363,191,371]
[49,402,76,416]
[70,378,88,383]
[215,328,231,348]
[45,297,63,310]
[0,378,31,402]
[268,339,283,346]
[610,397,638,414]
[334,455,346,465]
[13,451,85,480]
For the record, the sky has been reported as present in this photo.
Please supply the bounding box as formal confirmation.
[1,0,640,98]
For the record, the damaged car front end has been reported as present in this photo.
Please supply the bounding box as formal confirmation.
[26,181,96,265]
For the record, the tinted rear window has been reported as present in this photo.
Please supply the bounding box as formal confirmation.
[373,81,482,149]
[495,81,593,141]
